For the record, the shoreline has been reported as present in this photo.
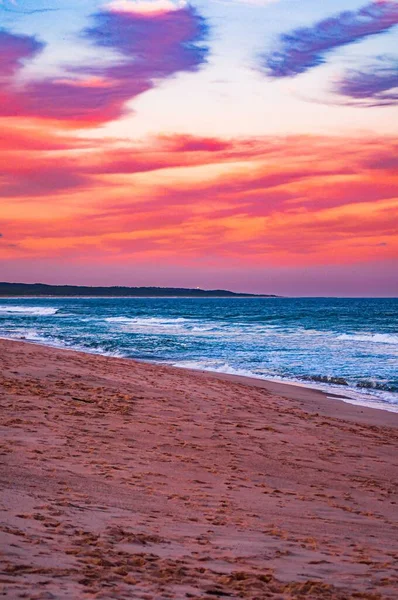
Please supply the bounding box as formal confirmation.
[1,337,398,599]
[2,334,397,417]
[198,369,398,426]
[178,366,398,417]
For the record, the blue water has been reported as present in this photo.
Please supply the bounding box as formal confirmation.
[0,297,397,411]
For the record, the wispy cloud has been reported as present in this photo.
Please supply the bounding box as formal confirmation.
[0,3,208,126]
[261,1,398,78]
[0,29,43,77]
[336,55,398,106]
[0,6,59,14]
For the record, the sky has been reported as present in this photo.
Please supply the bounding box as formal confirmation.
[0,0,397,296]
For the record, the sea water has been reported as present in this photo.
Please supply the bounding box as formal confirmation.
[0,297,397,412]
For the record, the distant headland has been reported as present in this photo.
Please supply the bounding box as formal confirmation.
[0,282,278,298]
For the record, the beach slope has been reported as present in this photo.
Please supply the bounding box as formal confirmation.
[1,339,397,599]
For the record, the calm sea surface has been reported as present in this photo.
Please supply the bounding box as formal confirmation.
[0,297,397,411]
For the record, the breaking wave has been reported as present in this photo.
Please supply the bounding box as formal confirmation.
[0,306,59,316]
[2,328,125,359]
[105,316,187,325]
[104,316,224,335]
[337,333,398,345]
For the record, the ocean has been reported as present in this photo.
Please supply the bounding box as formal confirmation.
[0,297,397,412]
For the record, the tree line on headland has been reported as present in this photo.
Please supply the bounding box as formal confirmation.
[0,282,278,298]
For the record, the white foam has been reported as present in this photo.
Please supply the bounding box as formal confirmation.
[104,316,275,339]
[1,329,62,345]
[337,333,398,345]
[0,331,125,359]
[171,359,267,380]
[191,326,218,332]
[104,317,398,354]
[106,316,187,325]
[104,315,224,336]
[0,306,58,316]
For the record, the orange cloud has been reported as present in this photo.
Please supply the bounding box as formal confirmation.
[1,128,396,269]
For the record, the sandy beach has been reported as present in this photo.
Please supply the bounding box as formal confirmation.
[1,338,397,599]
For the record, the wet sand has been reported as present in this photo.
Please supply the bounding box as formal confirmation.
[1,338,397,599]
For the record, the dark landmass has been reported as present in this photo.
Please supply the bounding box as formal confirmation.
[0,282,277,298]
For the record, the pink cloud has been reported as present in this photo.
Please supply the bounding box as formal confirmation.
[104,1,187,15]
[0,29,43,77]
[0,4,208,126]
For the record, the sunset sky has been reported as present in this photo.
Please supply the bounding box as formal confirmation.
[1,0,397,295]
